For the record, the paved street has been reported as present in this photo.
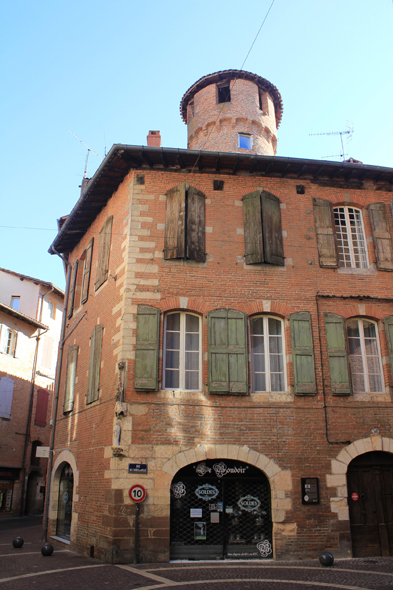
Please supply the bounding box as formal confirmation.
[2,517,393,589]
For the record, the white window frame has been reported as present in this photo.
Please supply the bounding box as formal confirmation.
[163,312,202,391]
[2,329,17,357]
[238,133,252,150]
[10,296,20,311]
[347,318,384,394]
[250,315,286,393]
[333,206,368,269]
[48,300,55,319]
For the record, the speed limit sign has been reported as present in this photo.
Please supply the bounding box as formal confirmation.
[129,484,146,503]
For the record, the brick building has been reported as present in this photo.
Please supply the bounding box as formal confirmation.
[47,70,393,562]
[0,268,64,516]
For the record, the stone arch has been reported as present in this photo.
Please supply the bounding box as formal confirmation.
[160,443,293,539]
[49,450,79,542]
[326,434,393,520]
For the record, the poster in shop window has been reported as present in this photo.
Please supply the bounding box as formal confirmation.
[194,522,206,540]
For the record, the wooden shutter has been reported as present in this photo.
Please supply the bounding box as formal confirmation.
[67,261,78,319]
[290,312,317,395]
[368,203,393,271]
[64,344,78,412]
[86,324,103,403]
[208,309,248,395]
[313,198,338,268]
[0,376,14,418]
[243,191,264,264]
[324,313,351,395]
[261,190,285,266]
[187,186,206,262]
[164,184,186,259]
[81,238,94,303]
[95,216,113,290]
[134,305,160,390]
[35,389,49,426]
[384,315,393,381]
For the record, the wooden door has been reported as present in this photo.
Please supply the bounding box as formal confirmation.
[347,452,393,557]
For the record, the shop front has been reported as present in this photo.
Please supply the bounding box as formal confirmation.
[0,467,20,515]
[170,459,272,560]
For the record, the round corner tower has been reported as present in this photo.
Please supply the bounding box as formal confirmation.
[180,70,283,156]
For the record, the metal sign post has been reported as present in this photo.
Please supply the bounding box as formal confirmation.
[129,485,146,564]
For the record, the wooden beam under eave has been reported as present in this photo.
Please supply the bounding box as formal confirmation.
[313,166,325,179]
[231,157,239,175]
[140,153,153,168]
[177,154,185,168]
[297,165,307,178]
[281,163,290,177]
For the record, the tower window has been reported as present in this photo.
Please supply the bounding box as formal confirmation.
[238,133,252,150]
[217,84,231,104]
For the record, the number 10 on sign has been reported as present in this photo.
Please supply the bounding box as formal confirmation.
[129,484,146,503]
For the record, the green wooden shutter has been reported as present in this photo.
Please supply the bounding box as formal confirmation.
[95,216,113,290]
[64,344,78,412]
[368,203,393,271]
[242,191,264,264]
[261,190,285,266]
[135,305,160,390]
[164,184,186,259]
[187,186,206,262]
[208,309,248,395]
[86,325,103,403]
[313,198,338,268]
[81,238,94,304]
[384,315,393,381]
[67,261,78,319]
[324,313,351,395]
[290,312,317,395]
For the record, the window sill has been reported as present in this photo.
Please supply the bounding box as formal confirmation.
[337,266,376,275]
[352,392,390,402]
[50,535,70,545]
[162,259,207,268]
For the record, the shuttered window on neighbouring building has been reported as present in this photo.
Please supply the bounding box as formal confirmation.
[134,305,160,391]
[324,313,351,395]
[289,312,317,395]
[368,203,393,271]
[86,325,103,403]
[81,238,94,303]
[313,198,338,268]
[208,309,248,395]
[164,184,206,262]
[384,316,393,382]
[0,376,14,418]
[242,190,284,266]
[35,389,49,426]
[64,344,78,412]
[67,261,78,319]
[95,216,113,290]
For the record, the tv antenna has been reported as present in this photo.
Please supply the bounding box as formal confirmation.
[309,124,353,161]
[67,130,102,178]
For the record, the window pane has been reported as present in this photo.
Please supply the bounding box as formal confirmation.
[364,338,378,356]
[185,351,199,371]
[166,313,180,331]
[269,336,283,354]
[363,321,376,338]
[270,354,284,373]
[251,335,264,353]
[165,370,179,389]
[166,331,180,350]
[186,314,199,332]
[165,350,179,369]
[347,321,359,337]
[369,374,382,393]
[185,371,199,390]
[348,337,361,355]
[268,318,282,336]
[271,373,284,392]
[185,333,199,352]
[252,372,266,392]
[252,318,264,335]
[352,372,365,393]
[252,353,265,373]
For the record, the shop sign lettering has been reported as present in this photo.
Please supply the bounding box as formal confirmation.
[195,461,249,478]
[195,484,219,501]
[237,495,261,512]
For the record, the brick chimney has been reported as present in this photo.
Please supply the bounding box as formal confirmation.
[147,130,161,147]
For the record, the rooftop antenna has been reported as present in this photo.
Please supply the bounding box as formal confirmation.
[67,130,102,178]
[309,124,353,161]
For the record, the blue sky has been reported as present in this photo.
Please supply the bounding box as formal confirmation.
[1,0,392,291]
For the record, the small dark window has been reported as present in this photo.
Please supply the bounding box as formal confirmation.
[296,185,305,195]
[136,174,145,185]
[213,180,224,191]
[258,89,264,111]
[218,84,231,104]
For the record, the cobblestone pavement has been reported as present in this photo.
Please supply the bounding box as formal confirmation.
[2,518,393,590]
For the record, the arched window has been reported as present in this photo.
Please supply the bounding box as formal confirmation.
[163,312,202,391]
[250,316,286,392]
[56,463,73,540]
[333,206,368,268]
[347,318,384,393]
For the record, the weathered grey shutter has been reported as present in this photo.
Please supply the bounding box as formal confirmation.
[187,186,206,262]
[313,198,338,268]
[164,184,186,259]
[384,316,393,381]
[243,191,264,264]
[86,324,103,403]
[208,309,248,395]
[64,344,78,412]
[290,312,316,395]
[324,313,351,395]
[135,305,160,390]
[368,203,393,271]
[81,238,93,303]
[261,190,285,266]
[0,376,14,418]
[67,261,78,319]
[95,216,113,289]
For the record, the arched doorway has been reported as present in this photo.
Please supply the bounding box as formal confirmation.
[25,472,39,515]
[56,463,73,540]
[347,451,393,557]
[170,459,272,560]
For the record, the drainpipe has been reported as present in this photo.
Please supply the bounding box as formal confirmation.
[19,287,52,516]
[43,252,71,542]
